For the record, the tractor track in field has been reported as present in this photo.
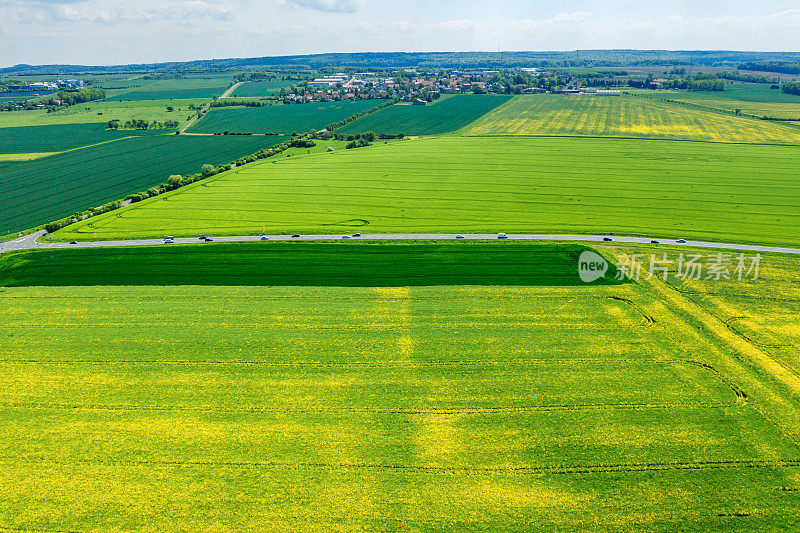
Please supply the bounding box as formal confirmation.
[4,456,800,476]
[0,400,736,415]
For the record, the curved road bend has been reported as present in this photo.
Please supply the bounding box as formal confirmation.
[3,231,800,255]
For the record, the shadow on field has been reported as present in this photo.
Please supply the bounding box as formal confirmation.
[0,242,628,287]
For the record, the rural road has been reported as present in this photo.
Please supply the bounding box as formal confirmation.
[178,83,241,133]
[3,231,800,255]
[219,82,242,99]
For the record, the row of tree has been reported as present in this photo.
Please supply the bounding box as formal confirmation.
[107,118,179,130]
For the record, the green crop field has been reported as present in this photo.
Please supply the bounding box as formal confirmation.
[56,135,800,247]
[232,80,296,97]
[0,123,162,155]
[0,241,624,287]
[188,100,387,134]
[0,99,208,128]
[641,88,800,120]
[0,242,798,530]
[0,91,57,102]
[337,94,512,135]
[0,134,283,233]
[715,82,800,103]
[107,76,232,101]
[465,94,800,144]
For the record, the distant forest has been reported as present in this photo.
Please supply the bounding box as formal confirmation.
[738,61,800,75]
[5,50,800,75]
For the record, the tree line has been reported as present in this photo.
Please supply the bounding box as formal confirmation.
[107,118,179,130]
[739,61,800,75]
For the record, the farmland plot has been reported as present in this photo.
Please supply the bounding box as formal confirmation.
[0,243,798,530]
[0,123,162,155]
[0,134,283,233]
[644,92,800,121]
[108,76,231,101]
[337,94,512,135]
[188,100,386,134]
[56,135,800,247]
[232,80,296,97]
[0,99,208,128]
[465,94,800,144]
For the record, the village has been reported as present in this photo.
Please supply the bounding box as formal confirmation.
[282,67,620,104]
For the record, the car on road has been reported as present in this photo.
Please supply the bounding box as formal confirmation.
[352,233,362,237]
[199,235,207,240]
[342,235,350,239]
[69,240,78,245]
[456,234,465,239]
[676,239,687,243]
[260,236,269,241]
[204,237,213,242]
[291,234,300,238]
[497,233,508,239]
[650,240,659,244]
[603,237,613,242]
[164,238,174,244]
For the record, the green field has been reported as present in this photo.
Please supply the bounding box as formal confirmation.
[642,86,800,120]
[0,99,208,128]
[107,76,232,101]
[337,94,512,135]
[0,241,624,287]
[232,80,296,97]
[56,135,800,247]
[189,100,387,134]
[0,123,162,155]
[0,134,283,233]
[0,242,799,530]
[0,91,57,102]
[714,82,800,103]
[465,94,800,144]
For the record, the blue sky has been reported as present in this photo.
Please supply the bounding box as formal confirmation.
[2,0,800,66]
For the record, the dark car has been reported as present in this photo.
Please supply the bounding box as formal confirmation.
[260,235,269,241]
[677,239,687,243]
[651,240,659,244]
[199,235,207,240]
[69,240,78,245]
[352,233,362,237]
[291,234,300,238]
[204,237,213,242]
[603,237,613,242]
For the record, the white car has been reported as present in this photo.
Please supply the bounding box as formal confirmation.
[497,233,508,239]
[164,238,174,244]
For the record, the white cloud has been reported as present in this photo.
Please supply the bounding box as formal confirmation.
[48,0,234,24]
[281,0,361,13]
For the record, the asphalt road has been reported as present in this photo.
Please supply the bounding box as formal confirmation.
[3,230,800,255]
